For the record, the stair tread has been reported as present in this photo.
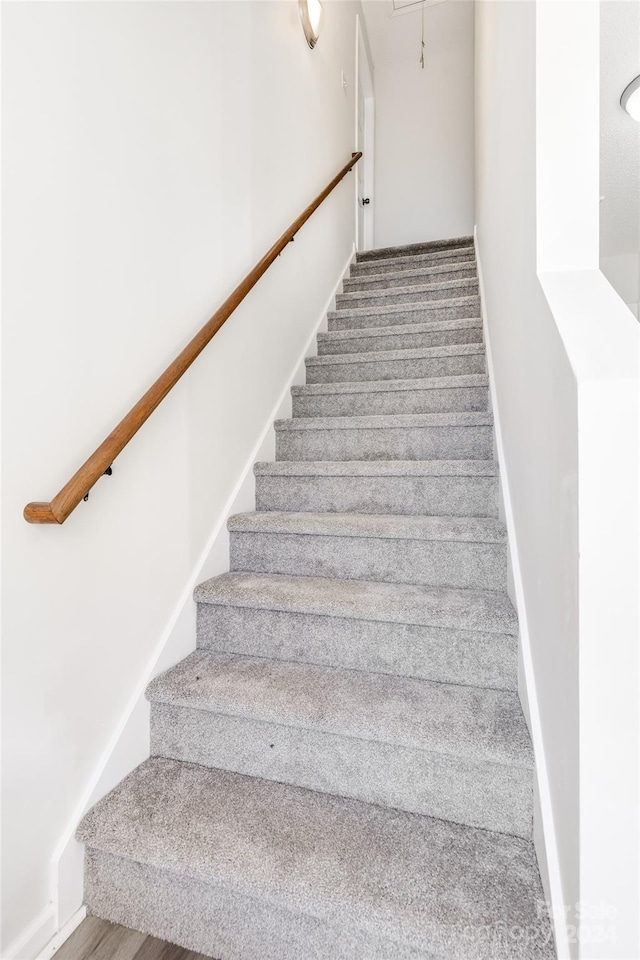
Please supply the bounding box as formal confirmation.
[147,651,532,767]
[307,342,484,367]
[318,318,482,343]
[255,459,497,476]
[337,277,478,305]
[194,572,518,636]
[228,511,506,543]
[292,373,488,396]
[78,758,552,960]
[357,236,474,261]
[345,259,476,286]
[327,295,480,323]
[276,412,493,430]
[351,252,479,276]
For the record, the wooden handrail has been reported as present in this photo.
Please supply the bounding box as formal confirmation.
[24,152,362,524]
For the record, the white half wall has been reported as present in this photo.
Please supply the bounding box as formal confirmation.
[1,1,366,953]
[476,1,639,957]
[362,0,475,248]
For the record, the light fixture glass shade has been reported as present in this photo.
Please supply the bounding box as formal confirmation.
[299,0,324,49]
[621,75,640,122]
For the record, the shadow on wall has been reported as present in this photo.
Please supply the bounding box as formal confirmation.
[599,0,640,318]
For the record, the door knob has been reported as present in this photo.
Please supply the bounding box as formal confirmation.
[361,198,370,206]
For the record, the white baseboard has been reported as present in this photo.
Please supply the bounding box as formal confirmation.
[3,906,56,960]
[2,905,85,960]
[33,245,357,952]
[35,909,87,960]
[474,228,570,959]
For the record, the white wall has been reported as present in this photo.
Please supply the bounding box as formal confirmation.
[476,2,639,958]
[1,1,364,953]
[362,0,474,248]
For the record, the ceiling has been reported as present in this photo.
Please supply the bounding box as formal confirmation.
[599,1,640,259]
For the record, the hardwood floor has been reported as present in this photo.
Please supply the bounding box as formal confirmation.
[55,916,216,960]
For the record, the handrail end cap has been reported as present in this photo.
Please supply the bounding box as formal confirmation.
[24,502,61,524]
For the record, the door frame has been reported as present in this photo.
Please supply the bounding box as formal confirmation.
[355,15,375,252]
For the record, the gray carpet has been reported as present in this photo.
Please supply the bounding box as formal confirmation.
[342,260,477,291]
[291,376,489,417]
[78,240,556,958]
[355,234,474,261]
[79,759,554,959]
[275,412,493,462]
[317,318,484,354]
[305,344,488,383]
[326,295,482,330]
[335,278,479,312]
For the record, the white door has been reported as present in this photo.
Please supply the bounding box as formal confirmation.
[357,83,367,247]
[356,16,374,252]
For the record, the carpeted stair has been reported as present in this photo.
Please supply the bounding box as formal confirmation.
[78,235,556,959]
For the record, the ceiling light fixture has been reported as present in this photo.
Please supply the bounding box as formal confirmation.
[299,0,324,49]
[621,74,640,121]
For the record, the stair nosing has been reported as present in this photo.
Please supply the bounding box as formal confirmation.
[275,412,493,431]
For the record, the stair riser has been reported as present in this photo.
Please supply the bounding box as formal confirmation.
[85,848,428,960]
[276,424,493,461]
[229,531,506,591]
[317,326,483,355]
[196,603,517,690]
[151,703,532,838]
[344,264,477,291]
[293,386,488,417]
[328,297,481,330]
[336,281,479,311]
[255,473,498,517]
[306,353,485,383]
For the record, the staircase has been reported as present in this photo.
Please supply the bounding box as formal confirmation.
[78,236,555,960]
